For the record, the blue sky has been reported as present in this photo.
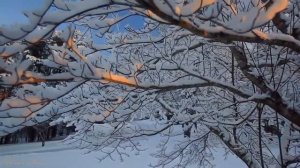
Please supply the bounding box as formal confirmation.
[0,0,158,44]
[0,0,145,30]
[0,0,47,25]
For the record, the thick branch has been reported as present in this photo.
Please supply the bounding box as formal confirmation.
[230,46,300,127]
[210,126,261,168]
[138,0,300,53]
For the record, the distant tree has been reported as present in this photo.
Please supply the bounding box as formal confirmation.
[0,0,300,167]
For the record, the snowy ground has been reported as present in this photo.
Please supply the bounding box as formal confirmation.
[0,139,246,168]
